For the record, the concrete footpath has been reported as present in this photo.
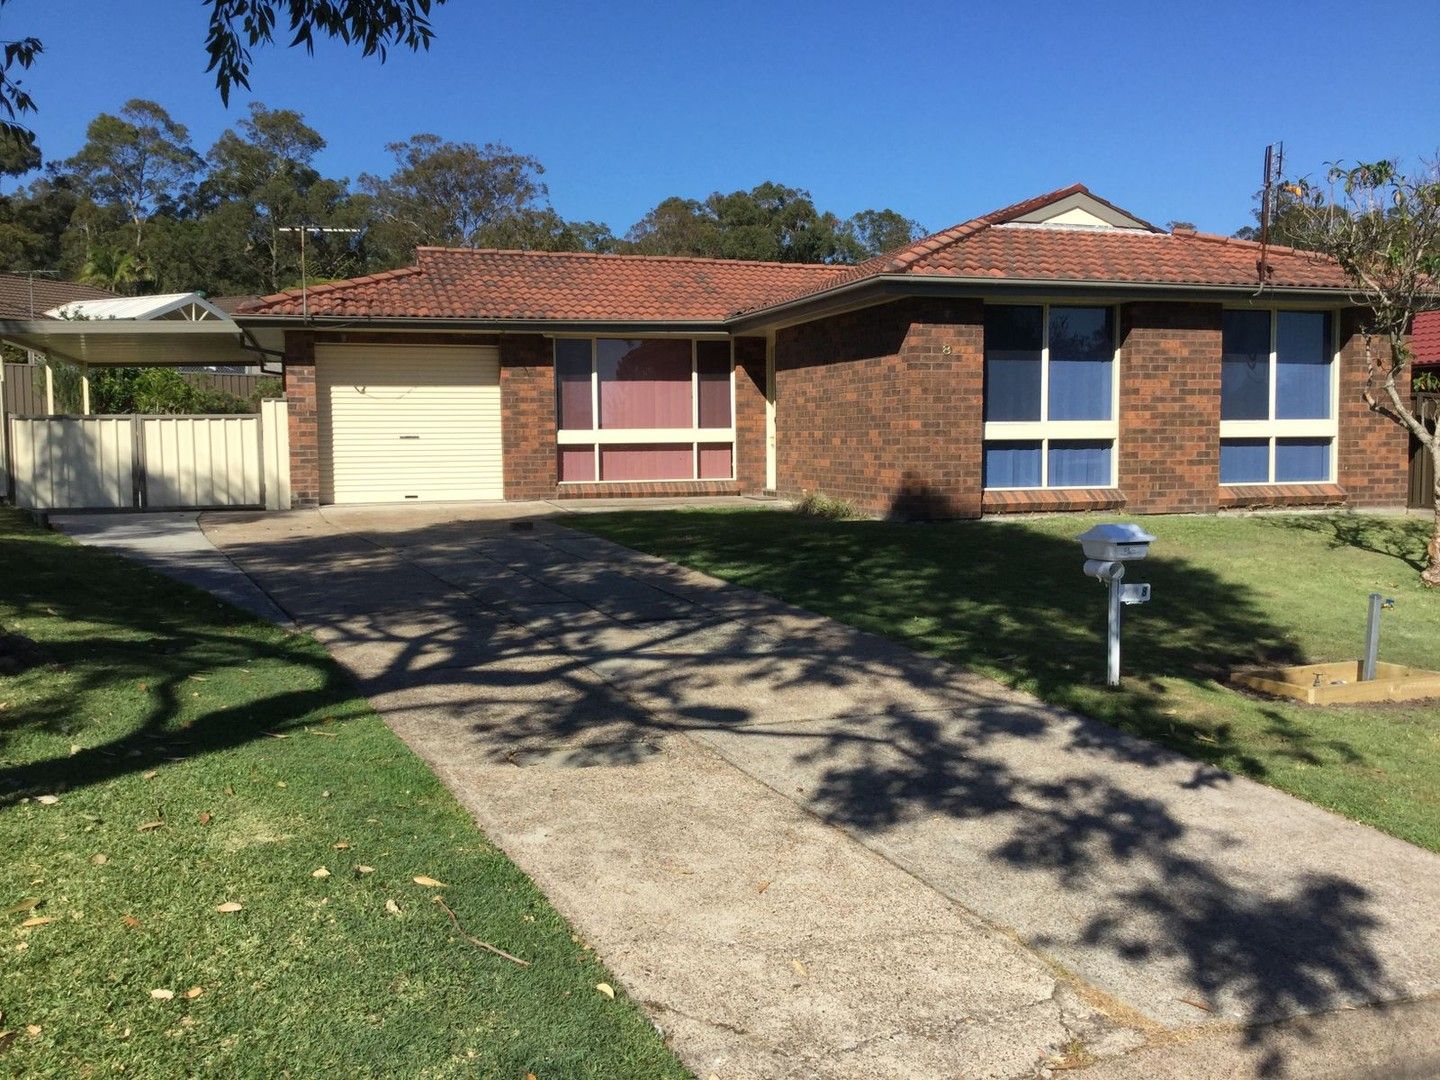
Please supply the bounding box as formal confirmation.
[78,502,1440,1078]
[49,512,290,625]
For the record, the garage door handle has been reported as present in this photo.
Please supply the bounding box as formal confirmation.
[398,435,420,440]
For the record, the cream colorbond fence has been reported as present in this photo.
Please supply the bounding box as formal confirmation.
[7,400,289,512]
[10,416,136,510]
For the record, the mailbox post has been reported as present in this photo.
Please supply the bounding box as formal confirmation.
[1077,524,1155,688]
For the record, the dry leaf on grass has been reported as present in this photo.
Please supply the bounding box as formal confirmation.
[20,916,53,928]
[223,786,235,797]
[412,876,446,888]
[121,915,141,928]
[136,821,165,832]
[595,983,615,1000]
[355,865,375,874]
[142,770,157,781]
[332,841,350,850]
[385,899,400,915]
[35,795,59,805]
[182,987,203,1000]
[311,867,330,879]
[197,812,212,825]
[91,854,108,866]
[149,989,174,1001]
[215,902,243,914]
[25,1024,40,1036]
[5,898,41,915]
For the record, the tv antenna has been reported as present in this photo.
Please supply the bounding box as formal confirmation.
[18,268,59,317]
[278,226,362,319]
[1255,142,1284,291]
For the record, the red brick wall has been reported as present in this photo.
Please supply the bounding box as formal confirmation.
[282,330,317,508]
[1118,302,1222,514]
[1337,309,1411,507]
[499,333,556,501]
[734,336,768,492]
[774,298,984,518]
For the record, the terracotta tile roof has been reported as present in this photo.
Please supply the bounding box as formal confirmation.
[237,185,1359,326]
[740,183,1354,314]
[1413,310,1440,366]
[239,248,846,322]
[0,274,116,319]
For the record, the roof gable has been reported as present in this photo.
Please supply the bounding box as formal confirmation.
[1005,188,1157,230]
[47,293,229,322]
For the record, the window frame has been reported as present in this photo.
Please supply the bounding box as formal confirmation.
[982,301,1121,491]
[553,335,737,484]
[1219,308,1340,487]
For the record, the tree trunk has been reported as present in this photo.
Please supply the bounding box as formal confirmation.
[1427,439,1440,588]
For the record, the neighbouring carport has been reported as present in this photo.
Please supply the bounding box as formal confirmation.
[0,312,291,512]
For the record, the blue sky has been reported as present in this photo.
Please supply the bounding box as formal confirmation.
[8,1,1439,237]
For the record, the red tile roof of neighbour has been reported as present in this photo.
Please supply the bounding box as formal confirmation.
[237,185,1359,325]
[239,248,847,322]
[1413,311,1440,366]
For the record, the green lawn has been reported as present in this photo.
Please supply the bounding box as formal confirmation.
[0,509,688,1079]
[570,507,1440,853]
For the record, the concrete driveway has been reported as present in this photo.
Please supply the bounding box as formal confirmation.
[189,503,1440,1079]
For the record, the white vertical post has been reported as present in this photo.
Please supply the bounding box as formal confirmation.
[43,359,54,413]
[765,330,777,491]
[80,364,91,414]
[1107,568,1124,688]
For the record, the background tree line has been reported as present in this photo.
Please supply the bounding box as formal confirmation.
[0,98,927,298]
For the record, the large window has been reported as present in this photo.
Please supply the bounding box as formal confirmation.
[1220,310,1336,485]
[555,338,735,482]
[983,304,1118,489]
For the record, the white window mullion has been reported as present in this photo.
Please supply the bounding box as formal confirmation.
[1039,305,1050,487]
[1267,312,1279,482]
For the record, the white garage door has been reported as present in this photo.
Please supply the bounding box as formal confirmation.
[317,345,503,504]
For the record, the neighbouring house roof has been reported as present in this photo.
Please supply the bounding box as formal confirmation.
[47,292,229,322]
[236,184,1360,328]
[1413,311,1440,367]
[207,294,263,314]
[0,274,116,320]
[239,248,847,323]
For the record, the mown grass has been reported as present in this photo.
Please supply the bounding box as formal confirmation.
[0,508,688,1079]
[570,507,1440,853]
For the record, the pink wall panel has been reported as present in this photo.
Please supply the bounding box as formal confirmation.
[600,444,694,481]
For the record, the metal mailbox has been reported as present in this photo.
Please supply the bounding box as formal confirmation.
[1077,523,1156,688]
[1078,523,1156,563]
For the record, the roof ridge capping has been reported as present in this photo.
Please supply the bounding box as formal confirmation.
[241,265,425,311]
[413,245,843,272]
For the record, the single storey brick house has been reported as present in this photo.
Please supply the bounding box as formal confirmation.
[235,185,1410,517]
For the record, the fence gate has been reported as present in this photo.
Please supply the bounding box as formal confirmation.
[7,401,289,512]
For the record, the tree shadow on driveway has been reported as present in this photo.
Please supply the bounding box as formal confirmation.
[18,506,1433,1078]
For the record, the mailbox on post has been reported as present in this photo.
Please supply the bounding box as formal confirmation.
[1077,524,1155,687]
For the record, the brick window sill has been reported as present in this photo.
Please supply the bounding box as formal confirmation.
[982,488,1126,514]
[552,480,742,499]
[1217,484,1348,509]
